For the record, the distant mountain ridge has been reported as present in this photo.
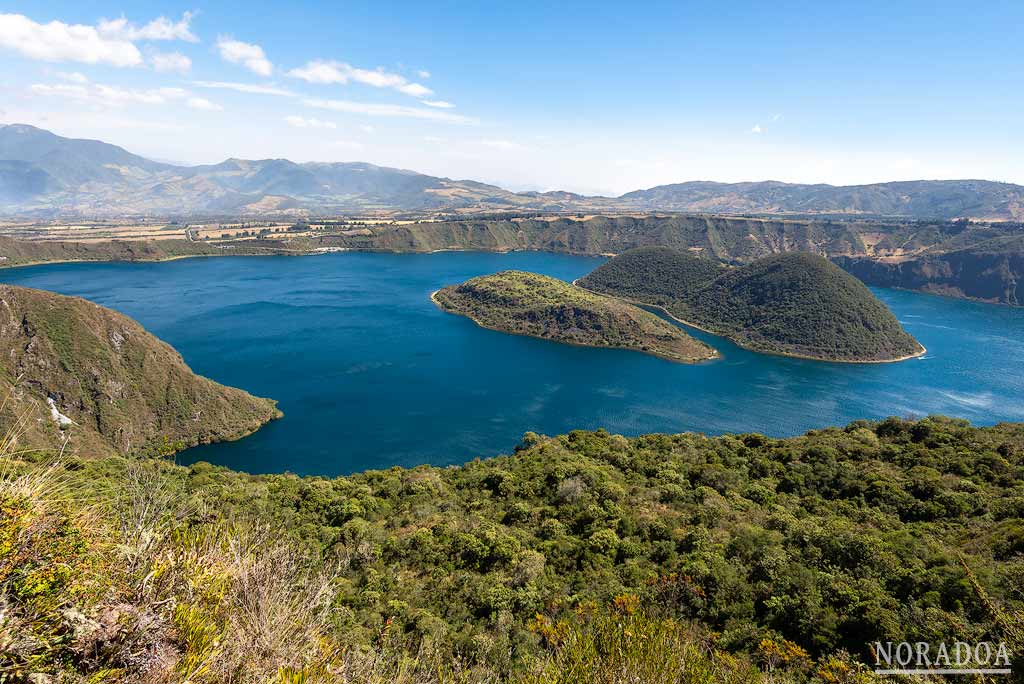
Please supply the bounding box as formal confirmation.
[2,123,1023,219]
[620,179,1024,221]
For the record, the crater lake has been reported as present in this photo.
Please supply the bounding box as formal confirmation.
[3,251,1022,476]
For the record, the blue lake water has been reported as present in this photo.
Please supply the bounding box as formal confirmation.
[2,251,1023,476]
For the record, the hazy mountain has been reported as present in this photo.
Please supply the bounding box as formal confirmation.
[620,179,1024,221]
[2,124,1024,219]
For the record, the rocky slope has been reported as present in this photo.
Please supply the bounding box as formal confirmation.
[0,284,280,456]
[834,235,1023,305]
[433,270,717,362]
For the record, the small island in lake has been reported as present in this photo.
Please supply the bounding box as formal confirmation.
[579,247,925,362]
[432,270,718,363]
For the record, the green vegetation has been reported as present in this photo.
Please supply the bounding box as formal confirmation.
[0,284,280,456]
[581,249,924,362]
[2,415,1023,681]
[433,270,717,363]
[573,245,727,302]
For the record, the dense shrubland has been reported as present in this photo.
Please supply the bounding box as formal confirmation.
[2,415,1023,682]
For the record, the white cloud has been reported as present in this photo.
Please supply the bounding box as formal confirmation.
[397,82,432,97]
[216,37,272,76]
[359,124,375,133]
[192,80,295,97]
[417,70,431,79]
[98,12,198,42]
[303,98,477,124]
[187,97,222,111]
[288,60,433,98]
[331,139,363,149]
[0,13,142,66]
[751,124,763,134]
[284,115,336,129]
[152,51,191,73]
[771,113,782,121]
[420,100,455,109]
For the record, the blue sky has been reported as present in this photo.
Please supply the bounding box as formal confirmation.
[1,1,1022,194]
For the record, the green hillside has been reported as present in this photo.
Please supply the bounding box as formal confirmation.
[0,284,280,456]
[4,416,1022,681]
[581,249,924,362]
[433,270,717,363]
[574,245,727,303]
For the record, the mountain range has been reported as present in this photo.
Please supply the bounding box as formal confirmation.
[2,123,1023,220]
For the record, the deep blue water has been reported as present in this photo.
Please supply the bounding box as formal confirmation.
[2,251,1023,476]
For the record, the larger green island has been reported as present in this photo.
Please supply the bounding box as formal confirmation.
[433,270,718,363]
[580,247,926,362]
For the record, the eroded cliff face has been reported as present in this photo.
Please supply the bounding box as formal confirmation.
[834,237,1023,305]
[0,284,280,456]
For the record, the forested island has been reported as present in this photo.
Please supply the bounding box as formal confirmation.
[580,248,925,362]
[433,270,717,363]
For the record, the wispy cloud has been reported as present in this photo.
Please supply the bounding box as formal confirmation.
[30,81,217,110]
[216,37,272,76]
[55,71,89,84]
[417,70,431,79]
[751,124,763,134]
[192,80,295,97]
[0,13,142,66]
[151,51,191,73]
[187,97,222,111]
[98,12,198,43]
[420,100,455,109]
[288,59,433,98]
[284,115,336,129]
[480,139,527,151]
[303,97,477,124]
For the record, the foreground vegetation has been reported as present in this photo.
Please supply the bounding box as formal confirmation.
[2,415,1022,682]
[433,270,716,362]
[580,249,924,361]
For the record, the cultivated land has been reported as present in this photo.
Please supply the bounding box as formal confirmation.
[580,248,925,362]
[433,270,717,363]
[0,284,280,457]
